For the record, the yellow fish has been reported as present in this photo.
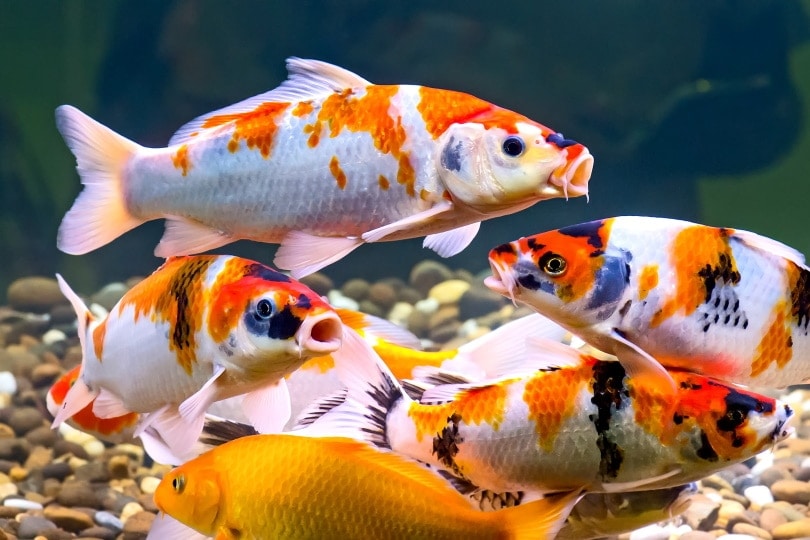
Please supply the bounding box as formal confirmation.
[148,434,581,540]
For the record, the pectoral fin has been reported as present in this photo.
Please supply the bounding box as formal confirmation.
[610,328,676,395]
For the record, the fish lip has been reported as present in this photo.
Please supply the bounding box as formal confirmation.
[550,149,593,200]
[773,404,795,442]
[295,311,343,355]
[484,261,518,305]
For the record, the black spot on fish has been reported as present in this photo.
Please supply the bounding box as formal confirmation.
[471,490,524,510]
[545,132,579,148]
[296,293,311,310]
[441,135,464,172]
[680,380,702,390]
[169,258,213,355]
[491,243,517,256]
[433,413,465,479]
[245,262,290,283]
[716,384,772,433]
[558,220,606,249]
[518,273,543,291]
[791,265,810,331]
[586,255,630,312]
[618,300,632,318]
[673,413,684,425]
[697,252,741,304]
[590,361,629,479]
[525,237,544,252]
[697,430,719,461]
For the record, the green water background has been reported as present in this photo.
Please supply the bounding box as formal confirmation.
[2,1,809,293]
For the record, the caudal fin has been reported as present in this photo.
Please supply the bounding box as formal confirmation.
[55,105,143,254]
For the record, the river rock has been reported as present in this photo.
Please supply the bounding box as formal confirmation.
[6,277,67,313]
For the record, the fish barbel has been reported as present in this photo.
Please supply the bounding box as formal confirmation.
[51,255,343,456]
[55,57,593,277]
[486,216,810,388]
[147,434,581,539]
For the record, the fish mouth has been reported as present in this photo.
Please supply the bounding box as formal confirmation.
[772,403,795,442]
[550,148,593,200]
[296,311,343,355]
[484,260,518,305]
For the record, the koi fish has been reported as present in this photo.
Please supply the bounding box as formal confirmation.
[486,216,810,388]
[147,434,582,540]
[47,366,139,444]
[51,255,343,455]
[307,331,792,495]
[55,58,593,278]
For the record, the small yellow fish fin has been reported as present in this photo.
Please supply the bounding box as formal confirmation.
[361,201,455,244]
[168,57,371,146]
[154,217,234,258]
[599,467,682,492]
[336,309,422,349]
[50,377,98,428]
[609,329,677,396]
[55,106,143,255]
[274,231,363,279]
[240,379,290,434]
[732,228,809,270]
[290,389,347,429]
[55,274,94,352]
[92,388,132,419]
[500,489,583,540]
[453,314,571,379]
[423,221,481,257]
[145,513,211,540]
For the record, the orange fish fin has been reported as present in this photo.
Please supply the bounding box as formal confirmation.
[92,388,132,419]
[274,231,362,279]
[500,488,583,540]
[423,222,481,257]
[145,513,211,540]
[214,528,239,540]
[241,379,290,434]
[55,105,143,255]
[51,378,98,428]
[361,201,454,244]
[599,467,682,492]
[732,229,808,270]
[154,217,234,258]
[168,57,371,146]
[178,366,227,423]
[336,309,422,349]
[610,329,677,396]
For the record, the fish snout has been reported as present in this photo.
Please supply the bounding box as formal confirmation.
[484,259,518,305]
[296,311,343,355]
[550,147,593,200]
[773,403,795,441]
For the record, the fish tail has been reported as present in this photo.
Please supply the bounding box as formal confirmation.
[55,105,143,255]
[500,489,583,540]
[51,275,99,427]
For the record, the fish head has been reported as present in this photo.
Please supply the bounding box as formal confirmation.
[208,263,343,376]
[437,117,592,212]
[674,374,794,462]
[46,366,80,417]
[485,220,630,330]
[155,464,222,535]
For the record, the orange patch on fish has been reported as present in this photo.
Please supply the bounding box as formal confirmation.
[298,354,335,374]
[306,86,416,197]
[375,344,456,381]
[92,319,107,360]
[630,372,686,444]
[119,256,216,374]
[638,265,659,301]
[292,101,314,117]
[417,87,531,138]
[329,156,347,190]
[523,364,589,451]
[650,226,739,328]
[378,175,390,190]
[171,144,191,176]
[408,381,511,442]
[203,102,290,159]
[750,300,793,378]
[206,258,262,343]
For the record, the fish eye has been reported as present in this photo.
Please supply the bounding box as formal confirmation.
[540,253,567,276]
[172,474,186,494]
[255,298,275,320]
[723,408,746,429]
[502,136,525,157]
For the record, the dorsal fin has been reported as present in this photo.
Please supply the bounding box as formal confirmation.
[168,57,373,146]
[732,228,808,271]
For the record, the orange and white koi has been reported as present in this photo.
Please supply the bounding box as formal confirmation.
[311,331,792,495]
[55,58,593,278]
[486,216,810,388]
[47,366,139,444]
[52,255,343,455]
[147,433,581,540]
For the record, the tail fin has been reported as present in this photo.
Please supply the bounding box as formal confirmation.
[500,489,583,540]
[51,275,98,427]
[55,105,143,254]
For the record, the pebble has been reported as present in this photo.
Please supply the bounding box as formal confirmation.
[771,518,810,539]
[40,330,66,347]
[42,506,94,532]
[409,260,453,296]
[340,278,370,301]
[6,277,67,314]
[0,374,15,397]
[326,290,359,311]
[2,499,41,511]
[367,282,398,312]
[298,272,333,297]
[120,510,154,540]
[118,502,144,525]
[770,479,810,504]
[55,480,100,508]
[90,282,128,311]
[732,522,773,539]
[760,507,788,531]
[745,485,775,509]
[138,477,160,495]
[29,364,61,389]
[427,279,470,305]
[457,286,504,320]
[94,510,123,531]
[16,515,57,538]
